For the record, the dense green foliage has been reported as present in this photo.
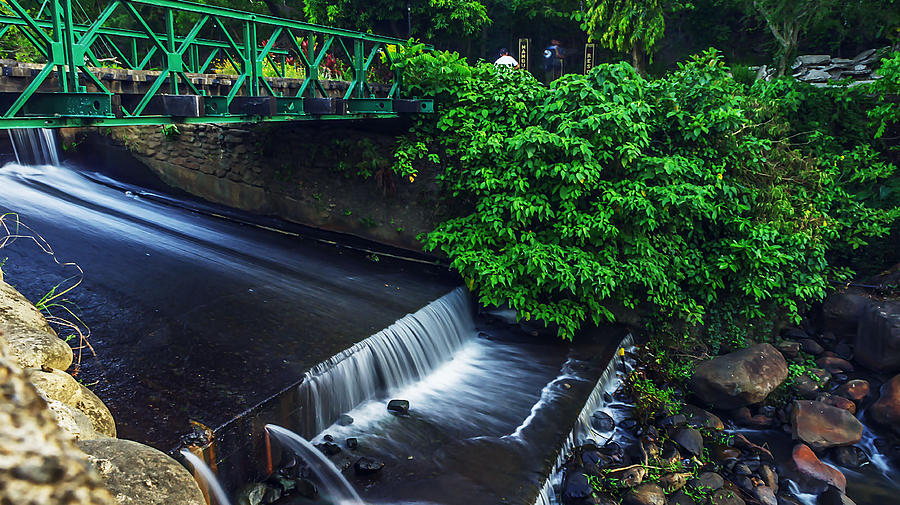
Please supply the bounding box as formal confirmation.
[581,0,690,74]
[393,48,899,340]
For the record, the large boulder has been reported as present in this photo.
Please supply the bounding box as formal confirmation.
[46,399,103,441]
[869,374,900,435]
[787,444,846,493]
[690,344,788,409]
[820,290,870,340]
[791,401,863,450]
[0,331,114,505]
[27,368,116,438]
[76,439,205,505]
[0,280,56,334]
[854,300,900,373]
[1,326,73,370]
[622,482,665,505]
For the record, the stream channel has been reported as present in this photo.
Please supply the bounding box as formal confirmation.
[0,130,628,504]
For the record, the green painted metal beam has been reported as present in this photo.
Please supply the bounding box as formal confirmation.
[0,113,400,128]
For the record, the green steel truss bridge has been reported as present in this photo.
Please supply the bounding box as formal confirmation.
[0,0,433,128]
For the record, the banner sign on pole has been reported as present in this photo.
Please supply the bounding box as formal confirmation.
[518,38,530,71]
[584,43,597,74]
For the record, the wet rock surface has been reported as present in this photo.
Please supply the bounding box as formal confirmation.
[690,344,788,409]
[869,373,900,435]
[854,301,900,373]
[789,443,847,493]
[791,400,863,450]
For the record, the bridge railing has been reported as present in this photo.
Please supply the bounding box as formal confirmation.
[0,0,432,126]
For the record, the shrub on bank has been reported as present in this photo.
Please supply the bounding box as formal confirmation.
[392,47,899,344]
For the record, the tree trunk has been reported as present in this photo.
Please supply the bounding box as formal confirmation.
[775,26,799,77]
[631,44,646,76]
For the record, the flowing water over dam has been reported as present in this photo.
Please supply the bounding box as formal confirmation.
[0,146,456,450]
[0,129,628,504]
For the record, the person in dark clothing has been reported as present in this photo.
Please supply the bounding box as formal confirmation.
[543,39,564,83]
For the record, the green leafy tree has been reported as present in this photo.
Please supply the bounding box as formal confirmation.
[391,47,898,341]
[581,0,690,74]
[302,0,489,41]
[747,0,839,76]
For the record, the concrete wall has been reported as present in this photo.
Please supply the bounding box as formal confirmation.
[64,121,445,252]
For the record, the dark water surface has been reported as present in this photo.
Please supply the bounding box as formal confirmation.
[0,161,456,450]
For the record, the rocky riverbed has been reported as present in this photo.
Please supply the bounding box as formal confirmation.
[556,273,900,505]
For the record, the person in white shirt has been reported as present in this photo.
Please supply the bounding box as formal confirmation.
[494,48,519,68]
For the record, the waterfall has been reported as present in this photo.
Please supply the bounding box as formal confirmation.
[295,286,474,437]
[265,425,364,505]
[8,128,60,166]
[181,449,234,505]
[533,334,635,505]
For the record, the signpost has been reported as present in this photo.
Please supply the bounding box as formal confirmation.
[518,38,530,72]
[584,43,597,74]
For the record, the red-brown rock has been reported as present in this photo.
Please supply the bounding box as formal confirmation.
[788,444,846,493]
[791,400,863,450]
[870,374,900,435]
[835,380,870,402]
[817,394,857,415]
[816,356,855,374]
[732,407,774,428]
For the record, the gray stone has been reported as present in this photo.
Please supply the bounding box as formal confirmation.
[690,344,788,409]
[831,446,868,469]
[691,471,724,491]
[800,338,825,355]
[76,438,205,505]
[821,290,870,340]
[851,49,877,64]
[590,410,616,431]
[353,457,384,475]
[387,399,409,414]
[709,489,745,505]
[672,427,703,457]
[800,69,833,82]
[854,300,900,373]
[819,486,857,505]
[796,55,832,66]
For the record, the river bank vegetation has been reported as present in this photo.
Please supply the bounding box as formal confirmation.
[392,47,899,345]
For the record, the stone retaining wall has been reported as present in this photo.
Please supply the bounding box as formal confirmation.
[66,120,446,252]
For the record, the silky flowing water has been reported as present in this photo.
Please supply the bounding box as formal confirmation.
[0,130,625,505]
[0,141,455,450]
[6,130,895,505]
